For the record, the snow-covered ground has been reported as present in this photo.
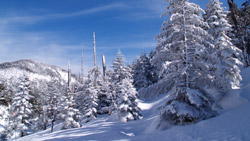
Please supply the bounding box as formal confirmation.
[16,68,250,141]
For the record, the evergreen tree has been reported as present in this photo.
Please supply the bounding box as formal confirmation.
[76,67,101,123]
[241,0,250,65]
[204,0,242,98]
[10,76,34,137]
[111,50,141,122]
[87,66,111,115]
[59,88,81,130]
[227,0,250,66]
[153,0,219,127]
[0,83,13,106]
[81,78,98,123]
[46,81,62,132]
[116,78,142,122]
[97,76,113,115]
[132,53,154,90]
[111,50,132,83]
[110,50,131,112]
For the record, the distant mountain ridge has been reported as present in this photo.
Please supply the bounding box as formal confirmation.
[0,59,78,87]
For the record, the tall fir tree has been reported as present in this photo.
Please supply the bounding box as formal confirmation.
[10,76,34,137]
[59,88,82,130]
[241,0,250,65]
[227,0,250,66]
[132,53,154,90]
[111,50,131,83]
[111,50,141,122]
[153,0,220,127]
[204,0,242,98]
[97,75,113,115]
[116,78,142,122]
[46,81,62,132]
[81,78,98,123]
[110,50,131,112]
[76,67,101,123]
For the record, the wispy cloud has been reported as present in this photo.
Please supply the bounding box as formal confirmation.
[0,2,126,25]
[0,30,94,74]
[0,1,159,73]
[117,0,165,21]
[0,29,156,73]
[49,3,126,18]
[98,41,156,50]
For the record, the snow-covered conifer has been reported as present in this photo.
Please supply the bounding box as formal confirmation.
[109,50,132,112]
[153,0,219,126]
[59,88,81,130]
[111,50,141,121]
[10,76,34,137]
[97,78,112,114]
[204,0,242,97]
[132,53,154,90]
[111,50,132,83]
[46,81,62,132]
[116,78,142,122]
[81,79,98,123]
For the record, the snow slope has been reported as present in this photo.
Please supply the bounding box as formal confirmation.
[16,68,250,141]
[0,59,78,86]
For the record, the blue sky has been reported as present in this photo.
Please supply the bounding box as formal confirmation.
[0,0,244,74]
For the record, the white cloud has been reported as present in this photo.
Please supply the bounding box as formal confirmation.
[0,2,126,25]
[0,30,95,74]
[0,1,158,74]
[117,0,165,21]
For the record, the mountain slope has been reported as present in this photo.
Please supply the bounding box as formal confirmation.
[16,68,250,141]
[0,59,77,87]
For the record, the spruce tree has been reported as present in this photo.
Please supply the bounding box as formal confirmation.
[10,76,34,137]
[111,50,131,83]
[59,88,81,130]
[227,0,250,66]
[97,77,112,115]
[46,81,61,132]
[81,79,98,123]
[116,78,142,122]
[204,0,242,98]
[111,50,141,122]
[132,53,153,90]
[153,0,219,126]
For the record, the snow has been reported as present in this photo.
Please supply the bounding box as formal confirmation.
[16,68,250,141]
[0,105,8,133]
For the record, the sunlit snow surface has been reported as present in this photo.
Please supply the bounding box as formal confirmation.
[17,68,250,141]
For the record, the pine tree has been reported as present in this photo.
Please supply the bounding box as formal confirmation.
[10,76,34,137]
[204,0,242,98]
[0,83,13,106]
[241,0,250,65]
[110,50,131,112]
[132,53,154,90]
[153,0,219,127]
[111,50,132,83]
[111,50,141,122]
[46,81,61,132]
[116,78,142,122]
[227,0,250,66]
[59,88,81,130]
[75,67,101,123]
[81,79,98,123]
[97,77,112,115]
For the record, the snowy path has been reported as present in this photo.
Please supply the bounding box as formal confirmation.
[17,69,250,141]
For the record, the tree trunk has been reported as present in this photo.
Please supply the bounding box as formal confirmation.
[102,54,106,81]
[42,106,47,130]
[51,119,55,133]
[227,0,238,30]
